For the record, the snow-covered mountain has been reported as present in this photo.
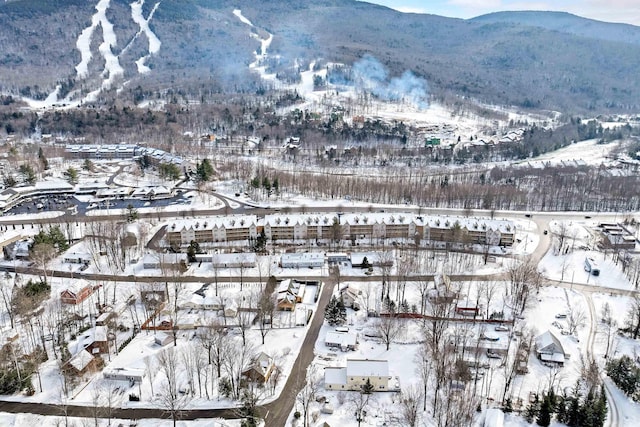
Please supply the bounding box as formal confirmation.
[2,0,640,113]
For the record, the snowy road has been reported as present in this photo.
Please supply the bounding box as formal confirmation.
[585,284,621,427]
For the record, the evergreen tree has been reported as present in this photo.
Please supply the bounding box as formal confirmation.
[361,378,374,394]
[594,385,608,427]
[38,147,49,170]
[567,382,581,426]
[196,158,215,182]
[64,166,78,184]
[125,203,138,223]
[525,394,540,423]
[503,398,513,413]
[536,393,553,426]
[186,240,201,263]
[324,296,346,326]
[606,355,640,398]
[361,256,370,269]
[336,297,347,325]
[555,393,568,425]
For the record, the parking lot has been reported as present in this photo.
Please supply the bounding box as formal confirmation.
[4,192,193,217]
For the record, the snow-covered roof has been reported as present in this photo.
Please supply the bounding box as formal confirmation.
[212,252,257,265]
[35,180,74,191]
[325,331,357,346]
[535,331,564,356]
[347,359,389,377]
[141,253,188,265]
[424,215,513,233]
[168,215,258,231]
[324,367,347,385]
[68,350,94,372]
[281,252,324,264]
[103,367,145,380]
[61,279,91,294]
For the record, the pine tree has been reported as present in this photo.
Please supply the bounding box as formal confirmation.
[594,385,608,427]
[325,296,346,326]
[336,297,347,325]
[555,393,567,424]
[525,394,540,423]
[361,378,374,394]
[536,393,553,426]
[324,296,338,325]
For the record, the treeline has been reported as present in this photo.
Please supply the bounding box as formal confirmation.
[224,159,640,212]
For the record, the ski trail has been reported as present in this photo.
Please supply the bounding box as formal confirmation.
[234,9,276,81]
[130,0,162,73]
[75,0,124,87]
[233,9,253,27]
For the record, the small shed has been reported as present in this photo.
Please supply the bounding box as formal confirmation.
[155,332,173,346]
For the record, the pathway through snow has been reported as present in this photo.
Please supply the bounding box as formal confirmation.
[75,0,123,84]
[234,9,276,81]
[130,0,162,73]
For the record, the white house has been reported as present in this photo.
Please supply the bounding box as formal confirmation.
[142,253,188,270]
[324,359,399,391]
[325,331,358,351]
[280,252,324,268]
[103,367,145,383]
[535,331,566,365]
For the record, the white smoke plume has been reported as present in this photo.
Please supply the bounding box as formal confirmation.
[352,54,429,108]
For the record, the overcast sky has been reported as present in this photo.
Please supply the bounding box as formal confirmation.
[361,0,640,26]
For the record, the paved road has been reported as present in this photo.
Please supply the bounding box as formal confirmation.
[0,203,635,423]
[0,267,339,426]
[261,266,337,426]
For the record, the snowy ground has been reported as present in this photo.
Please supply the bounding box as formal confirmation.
[0,414,244,427]
[519,139,622,168]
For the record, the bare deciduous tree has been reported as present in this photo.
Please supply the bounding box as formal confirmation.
[157,347,189,427]
[375,311,402,351]
[295,365,322,427]
[400,385,423,427]
[567,306,587,335]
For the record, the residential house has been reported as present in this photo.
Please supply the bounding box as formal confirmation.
[242,352,275,383]
[276,279,308,311]
[141,253,188,270]
[280,252,324,269]
[340,286,361,310]
[103,367,145,383]
[201,252,257,269]
[535,331,566,365]
[82,326,109,355]
[324,359,399,391]
[60,282,99,305]
[455,302,480,317]
[325,331,358,351]
[63,252,92,265]
[66,350,100,375]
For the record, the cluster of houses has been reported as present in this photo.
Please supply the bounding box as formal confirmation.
[164,213,515,248]
[599,222,638,250]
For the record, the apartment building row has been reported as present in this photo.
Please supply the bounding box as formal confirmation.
[164,213,515,248]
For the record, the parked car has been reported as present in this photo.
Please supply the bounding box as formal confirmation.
[495,325,509,332]
[487,350,502,359]
[555,313,567,319]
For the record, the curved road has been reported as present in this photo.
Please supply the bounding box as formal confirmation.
[0,202,636,425]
